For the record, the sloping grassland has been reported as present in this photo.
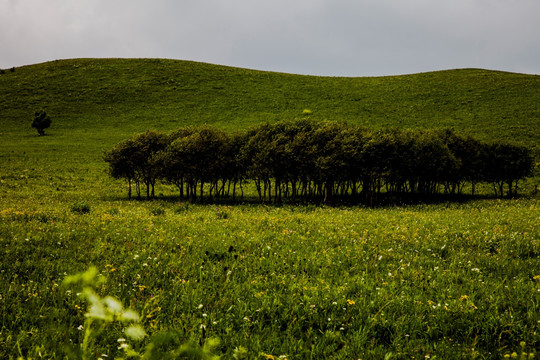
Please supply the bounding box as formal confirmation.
[1,58,538,145]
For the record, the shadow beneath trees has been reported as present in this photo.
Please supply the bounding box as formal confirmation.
[100,191,530,209]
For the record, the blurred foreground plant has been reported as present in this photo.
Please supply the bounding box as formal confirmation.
[62,267,220,360]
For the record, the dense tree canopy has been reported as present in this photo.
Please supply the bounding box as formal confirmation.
[104,130,168,199]
[105,120,534,203]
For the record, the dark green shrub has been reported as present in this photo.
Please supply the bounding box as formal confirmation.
[174,204,189,214]
[150,207,165,216]
[71,201,91,214]
[31,110,51,136]
[216,209,229,219]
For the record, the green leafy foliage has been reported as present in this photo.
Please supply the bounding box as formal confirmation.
[106,122,534,203]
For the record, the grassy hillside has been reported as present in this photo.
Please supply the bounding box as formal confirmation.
[1,58,539,143]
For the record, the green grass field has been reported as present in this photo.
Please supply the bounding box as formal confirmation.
[0,59,539,359]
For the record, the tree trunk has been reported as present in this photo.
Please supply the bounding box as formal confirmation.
[200,181,204,203]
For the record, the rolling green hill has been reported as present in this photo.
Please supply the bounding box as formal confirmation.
[0,58,538,196]
[1,58,539,143]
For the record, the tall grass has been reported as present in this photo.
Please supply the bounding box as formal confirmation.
[0,199,538,358]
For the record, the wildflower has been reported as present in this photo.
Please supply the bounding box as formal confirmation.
[347,299,355,305]
[459,295,468,301]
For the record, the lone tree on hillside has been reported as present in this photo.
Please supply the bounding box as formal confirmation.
[32,110,51,136]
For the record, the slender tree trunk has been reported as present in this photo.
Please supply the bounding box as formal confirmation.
[136,181,141,199]
[324,182,332,204]
[200,181,204,203]
[240,180,244,200]
[291,180,297,204]
[274,179,280,203]
[255,179,262,202]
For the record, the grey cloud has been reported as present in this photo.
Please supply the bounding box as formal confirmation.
[1,0,539,76]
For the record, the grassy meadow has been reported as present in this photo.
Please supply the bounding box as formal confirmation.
[0,59,539,359]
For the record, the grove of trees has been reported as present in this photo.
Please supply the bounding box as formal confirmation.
[105,120,534,204]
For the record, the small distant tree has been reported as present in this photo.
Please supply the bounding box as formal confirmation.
[32,110,51,136]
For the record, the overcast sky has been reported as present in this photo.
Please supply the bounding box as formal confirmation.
[2,0,540,76]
